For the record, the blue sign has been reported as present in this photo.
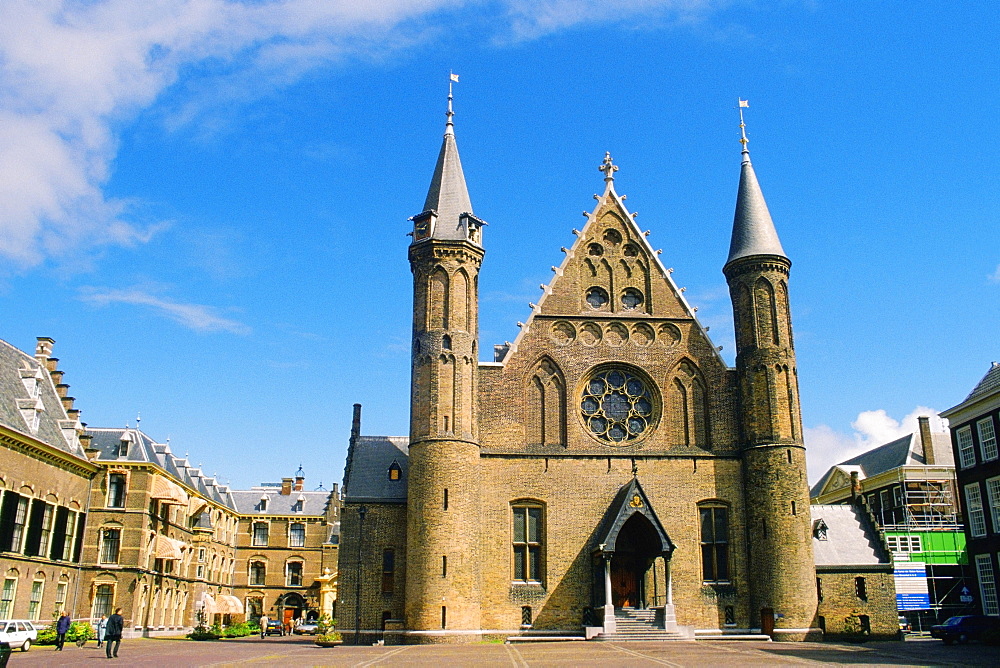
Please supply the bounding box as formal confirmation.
[895,562,930,610]
[897,593,931,610]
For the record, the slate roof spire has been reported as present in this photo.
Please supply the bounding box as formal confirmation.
[726,101,787,266]
[417,74,480,243]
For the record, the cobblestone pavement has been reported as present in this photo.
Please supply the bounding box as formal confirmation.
[7,635,1000,667]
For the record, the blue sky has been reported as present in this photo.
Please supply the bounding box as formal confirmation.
[0,1,996,488]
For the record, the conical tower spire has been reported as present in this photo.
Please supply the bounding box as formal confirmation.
[725,101,786,266]
[413,75,482,244]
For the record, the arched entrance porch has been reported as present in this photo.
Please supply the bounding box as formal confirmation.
[592,477,674,635]
[275,592,306,631]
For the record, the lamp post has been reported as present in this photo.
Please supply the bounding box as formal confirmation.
[354,505,368,645]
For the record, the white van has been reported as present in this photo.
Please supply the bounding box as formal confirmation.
[0,619,38,651]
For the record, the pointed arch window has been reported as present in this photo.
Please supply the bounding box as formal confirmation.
[754,277,779,346]
[667,361,709,447]
[527,358,566,447]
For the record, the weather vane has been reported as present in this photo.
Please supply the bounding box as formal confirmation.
[738,99,750,152]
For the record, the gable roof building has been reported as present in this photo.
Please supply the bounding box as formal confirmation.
[338,95,829,643]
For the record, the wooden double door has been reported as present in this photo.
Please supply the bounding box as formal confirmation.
[611,555,644,608]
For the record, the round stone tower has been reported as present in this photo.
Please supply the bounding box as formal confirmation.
[404,86,486,640]
[724,111,817,640]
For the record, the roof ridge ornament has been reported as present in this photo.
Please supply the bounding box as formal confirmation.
[599,152,618,182]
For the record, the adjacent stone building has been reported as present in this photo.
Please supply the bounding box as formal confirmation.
[0,333,341,635]
[941,361,1000,617]
[78,426,341,635]
[339,97,821,642]
[812,418,971,628]
[80,427,243,635]
[811,504,898,639]
[0,338,97,625]
[230,472,341,628]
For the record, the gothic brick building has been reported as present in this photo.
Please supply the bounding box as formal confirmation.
[339,94,821,643]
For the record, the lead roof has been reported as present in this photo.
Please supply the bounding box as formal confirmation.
[965,362,1000,403]
[810,431,954,498]
[0,338,88,462]
[726,149,787,265]
[342,435,409,503]
[87,427,335,518]
[811,504,889,567]
[416,95,475,242]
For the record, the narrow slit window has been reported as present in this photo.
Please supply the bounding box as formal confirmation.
[443,488,448,510]
[442,555,447,577]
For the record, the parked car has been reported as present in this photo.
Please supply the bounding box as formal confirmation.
[294,620,319,635]
[898,615,911,634]
[0,620,38,651]
[930,615,1000,645]
[264,619,284,636]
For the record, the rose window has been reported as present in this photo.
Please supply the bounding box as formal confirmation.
[581,367,656,443]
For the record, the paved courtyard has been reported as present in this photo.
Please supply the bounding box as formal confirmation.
[6,635,1000,667]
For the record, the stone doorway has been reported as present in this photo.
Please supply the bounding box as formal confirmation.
[610,513,664,609]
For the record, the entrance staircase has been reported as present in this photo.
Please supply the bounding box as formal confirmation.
[593,608,693,641]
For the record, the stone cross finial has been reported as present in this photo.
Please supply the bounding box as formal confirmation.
[599,152,618,181]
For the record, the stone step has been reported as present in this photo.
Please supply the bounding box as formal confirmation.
[594,633,691,642]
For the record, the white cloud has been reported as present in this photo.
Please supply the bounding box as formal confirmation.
[80,287,250,334]
[805,406,948,486]
[0,0,726,269]
[989,264,1000,283]
[502,0,721,40]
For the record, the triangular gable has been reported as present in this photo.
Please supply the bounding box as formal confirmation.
[812,465,864,499]
[500,158,726,369]
[594,477,674,556]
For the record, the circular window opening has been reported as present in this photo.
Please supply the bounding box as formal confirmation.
[621,288,644,310]
[623,243,639,257]
[588,243,604,256]
[603,229,622,245]
[586,287,610,309]
[580,367,658,444]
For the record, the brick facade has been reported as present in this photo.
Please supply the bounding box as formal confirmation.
[339,126,824,642]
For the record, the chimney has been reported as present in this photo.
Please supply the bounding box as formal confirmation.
[294,467,305,492]
[850,471,861,501]
[61,396,76,412]
[55,383,69,398]
[281,478,293,496]
[35,337,54,362]
[50,370,65,385]
[351,403,362,443]
[918,416,935,466]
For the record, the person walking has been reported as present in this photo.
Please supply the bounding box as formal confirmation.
[96,614,107,648]
[104,608,124,659]
[258,614,268,639]
[55,612,71,651]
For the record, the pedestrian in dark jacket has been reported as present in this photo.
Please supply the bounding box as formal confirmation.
[55,612,71,650]
[104,608,124,659]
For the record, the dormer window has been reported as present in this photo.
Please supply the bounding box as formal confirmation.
[293,495,305,513]
[388,461,402,481]
[118,431,133,457]
[813,518,829,541]
[259,496,268,512]
[19,367,42,399]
